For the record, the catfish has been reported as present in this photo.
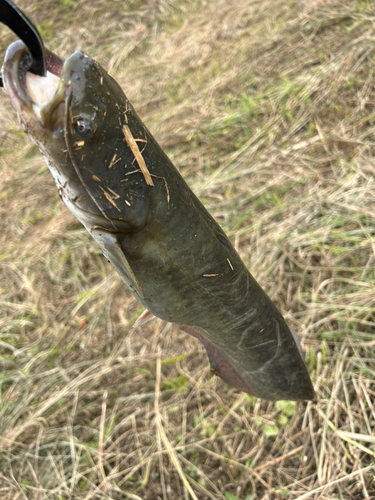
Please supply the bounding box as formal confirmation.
[1,35,315,401]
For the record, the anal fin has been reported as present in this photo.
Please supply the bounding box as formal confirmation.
[133,309,156,328]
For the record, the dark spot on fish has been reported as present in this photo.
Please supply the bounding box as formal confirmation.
[216,233,232,249]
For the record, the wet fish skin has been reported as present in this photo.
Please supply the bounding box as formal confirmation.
[2,47,315,401]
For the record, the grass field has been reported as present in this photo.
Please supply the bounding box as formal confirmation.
[0,0,374,498]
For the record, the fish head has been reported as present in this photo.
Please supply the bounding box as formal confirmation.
[2,43,151,232]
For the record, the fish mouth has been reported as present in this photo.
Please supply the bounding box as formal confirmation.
[2,40,66,132]
[2,42,125,230]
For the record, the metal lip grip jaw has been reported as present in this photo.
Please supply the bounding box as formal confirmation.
[0,0,46,87]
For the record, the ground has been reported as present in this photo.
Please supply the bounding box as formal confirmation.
[0,0,374,499]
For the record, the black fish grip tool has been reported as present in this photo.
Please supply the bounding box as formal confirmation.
[0,0,45,87]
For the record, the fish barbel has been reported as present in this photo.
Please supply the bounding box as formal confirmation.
[1,37,315,401]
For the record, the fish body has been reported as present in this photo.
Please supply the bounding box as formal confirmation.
[2,43,315,401]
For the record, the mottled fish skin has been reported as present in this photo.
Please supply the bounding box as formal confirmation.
[2,45,315,401]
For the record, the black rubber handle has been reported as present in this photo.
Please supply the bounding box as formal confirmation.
[0,0,46,86]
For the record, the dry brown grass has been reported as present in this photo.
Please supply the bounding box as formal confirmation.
[0,0,374,498]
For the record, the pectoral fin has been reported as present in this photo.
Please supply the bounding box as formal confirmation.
[90,227,144,299]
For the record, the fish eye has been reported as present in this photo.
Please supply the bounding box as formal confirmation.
[75,118,91,136]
